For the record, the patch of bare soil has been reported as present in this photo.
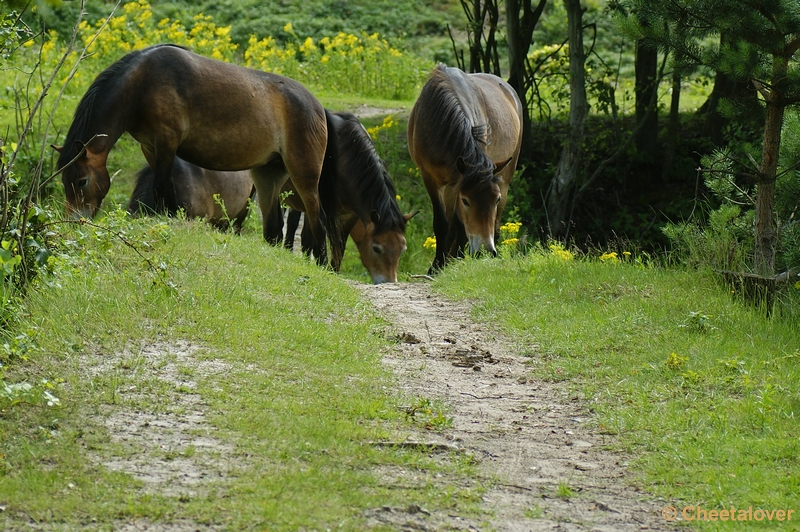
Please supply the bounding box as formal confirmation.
[350,104,407,118]
[87,340,236,501]
[356,281,677,531]
[2,341,234,532]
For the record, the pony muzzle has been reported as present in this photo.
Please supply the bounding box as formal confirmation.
[67,205,96,220]
[370,273,396,284]
[468,235,497,257]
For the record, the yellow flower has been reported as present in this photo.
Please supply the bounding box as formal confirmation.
[666,352,688,370]
[599,252,619,263]
[423,237,437,250]
[283,22,293,33]
[548,243,573,261]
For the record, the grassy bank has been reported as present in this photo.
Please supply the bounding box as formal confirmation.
[0,216,479,529]
[433,251,800,529]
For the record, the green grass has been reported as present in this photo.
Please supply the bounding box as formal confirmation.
[433,251,800,530]
[0,215,481,529]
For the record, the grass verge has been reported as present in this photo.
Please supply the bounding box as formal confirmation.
[433,250,800,530]
[0,215,481,530]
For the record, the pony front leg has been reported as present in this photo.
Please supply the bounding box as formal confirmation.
[250,164,289,245]
[141,146,179,215]
[424,178,449,274]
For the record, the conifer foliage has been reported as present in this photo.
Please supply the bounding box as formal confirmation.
[630,0,800,275]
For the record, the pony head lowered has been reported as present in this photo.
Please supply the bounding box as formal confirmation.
[54,52,142,218]
[331,111,416,283]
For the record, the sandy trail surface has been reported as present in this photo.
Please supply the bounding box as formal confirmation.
[356,280,675,531]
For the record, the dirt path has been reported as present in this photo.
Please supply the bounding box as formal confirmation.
[356,280,676,531]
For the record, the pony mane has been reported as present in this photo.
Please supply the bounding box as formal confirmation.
[422,65,496,188]
[334,112,406,233]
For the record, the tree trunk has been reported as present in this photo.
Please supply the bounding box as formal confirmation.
[505,0,547,158]
[459,0,501,75]
[755,98,782,276]
[546,0,587,239]
[634,36,658,159]
[696,33,761,146]
[470,0,482,72]
[661,69,681,182]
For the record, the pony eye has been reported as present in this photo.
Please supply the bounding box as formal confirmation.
[76,177,89,188]
[495,195,501,206]
[461,198,470,207]
[372,244,383,255]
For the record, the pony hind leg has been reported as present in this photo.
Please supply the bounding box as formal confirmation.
[283,169,329,266]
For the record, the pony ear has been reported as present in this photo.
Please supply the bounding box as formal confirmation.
[456,157,467,174]
[370,210,381,225]
[51,144,63,153]
[85,148,107,165]
[493,157,513,174]
[404,210,420,221]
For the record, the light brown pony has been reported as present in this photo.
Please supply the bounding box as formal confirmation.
[55,44,340,264]
[128,157,255,233]
[408,64,522,273]
[281,110,416,284]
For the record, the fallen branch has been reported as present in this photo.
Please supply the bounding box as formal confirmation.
[369,440,462,453]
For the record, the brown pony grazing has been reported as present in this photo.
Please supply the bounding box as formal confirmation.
[407,64,522,274]
[54,43,340,264]
[281,110,416,284]
[128,157,255,233]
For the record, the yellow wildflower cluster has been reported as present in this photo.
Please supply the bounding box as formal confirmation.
[499,221,522,255]
[366,115,396,139]
[599,251,619,263]
[500,221,522,243]
[245,29,425,99]
[548,242,574,261]
[40,0,239,89]
[77,1,237,62]
[423,236,437,250]
[666,352,689,370]
[38,4,426,102]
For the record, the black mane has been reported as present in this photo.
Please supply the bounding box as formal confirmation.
[420,64,496,189]
[334,112,406,234]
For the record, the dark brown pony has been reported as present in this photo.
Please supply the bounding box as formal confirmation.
[128,157,255,233]
[281,110,415,284]
[408,64,522,273]
[55,44,339,263]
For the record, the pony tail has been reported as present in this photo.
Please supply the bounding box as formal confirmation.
[319,109,343,268]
